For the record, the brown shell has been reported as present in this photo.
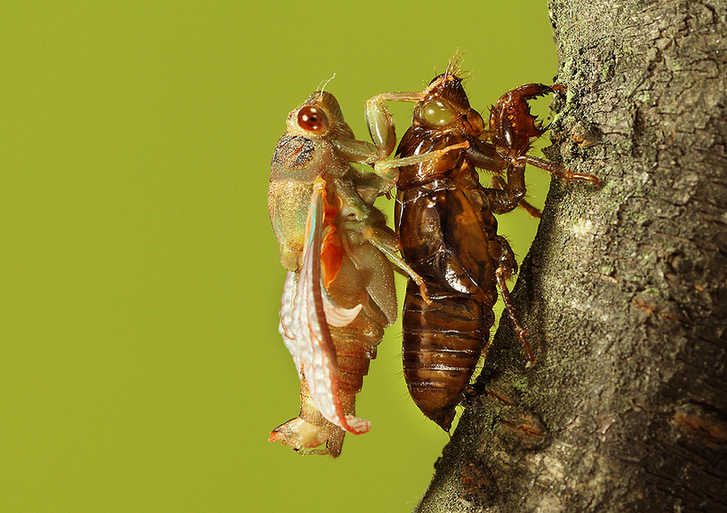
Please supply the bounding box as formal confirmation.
[396,125,500,431]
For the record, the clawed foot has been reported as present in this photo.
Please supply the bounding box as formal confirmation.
[489,83,562,152]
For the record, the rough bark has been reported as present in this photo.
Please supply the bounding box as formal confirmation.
[414,1,727,512]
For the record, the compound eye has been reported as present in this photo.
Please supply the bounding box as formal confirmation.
[421,99,456,127]
[297,106,329,132]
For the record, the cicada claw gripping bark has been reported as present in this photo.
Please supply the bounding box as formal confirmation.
[267,89,461,456]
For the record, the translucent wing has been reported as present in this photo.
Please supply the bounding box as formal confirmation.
[278,179,370,435]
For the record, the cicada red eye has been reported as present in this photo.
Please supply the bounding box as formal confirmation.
[297,106,329,133]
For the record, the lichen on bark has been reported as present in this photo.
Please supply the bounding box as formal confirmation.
[414,1,727,512]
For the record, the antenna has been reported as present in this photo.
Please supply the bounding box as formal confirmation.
[316,73,337,99]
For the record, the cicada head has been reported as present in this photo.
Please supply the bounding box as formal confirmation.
[413,70,485,137]
[285,91,354,141]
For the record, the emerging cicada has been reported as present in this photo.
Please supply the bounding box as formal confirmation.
[367,59,599,430]
[267,89,464,456]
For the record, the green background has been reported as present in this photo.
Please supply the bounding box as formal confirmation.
[0,1,558,511]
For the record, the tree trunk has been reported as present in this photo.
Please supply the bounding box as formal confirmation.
[414,1,727,512]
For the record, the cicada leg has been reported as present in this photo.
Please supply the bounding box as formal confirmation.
[333,137,468,184]
[488,83,556,152]
[489,83,600,186]
[493,236,534,364]
[491,174,542,218]
[476,159,527,216]
[511,155,600,186]
[365,91,428,158]
[361,224,431,303]
[372,141,469,175]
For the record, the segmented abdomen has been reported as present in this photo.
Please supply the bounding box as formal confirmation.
[402,282,495,431]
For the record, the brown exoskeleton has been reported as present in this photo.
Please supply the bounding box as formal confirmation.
[367,60,599,430]
[267,89,465,456]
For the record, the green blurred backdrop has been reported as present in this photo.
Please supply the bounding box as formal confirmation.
[0,1,558,511]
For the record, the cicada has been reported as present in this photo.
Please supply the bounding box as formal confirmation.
[367,59,599,430]
[267,89,464,456]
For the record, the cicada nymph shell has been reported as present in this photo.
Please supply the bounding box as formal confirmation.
[368,58,599,431]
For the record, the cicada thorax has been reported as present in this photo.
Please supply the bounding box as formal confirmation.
[396,127,501,431]
[268,131,350,272]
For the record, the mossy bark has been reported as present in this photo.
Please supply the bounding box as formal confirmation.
[414,1,727,512]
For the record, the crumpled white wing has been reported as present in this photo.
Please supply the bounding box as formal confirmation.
[277,181,370,435]
[278,271,301,378]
